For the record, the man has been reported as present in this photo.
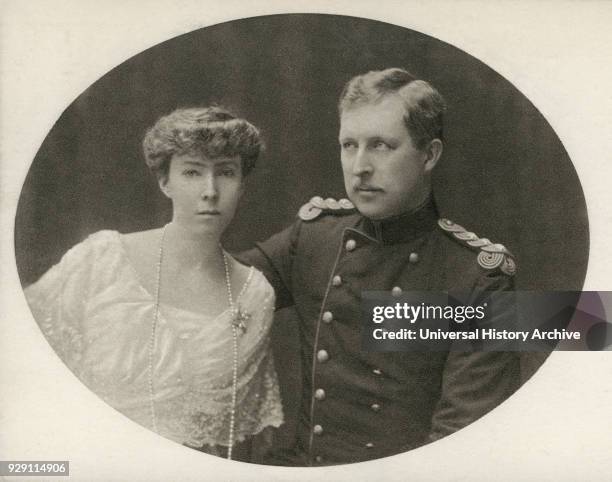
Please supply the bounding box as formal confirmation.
[240,68,519,465]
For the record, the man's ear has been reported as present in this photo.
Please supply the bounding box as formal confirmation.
[423,139,443,173]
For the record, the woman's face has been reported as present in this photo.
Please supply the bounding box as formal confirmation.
[160,152,243,237]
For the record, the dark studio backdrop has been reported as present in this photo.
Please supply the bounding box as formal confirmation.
[14,14,588,451]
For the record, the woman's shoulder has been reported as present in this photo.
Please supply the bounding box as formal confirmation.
[120,228,173,261]
[64,229,161,273]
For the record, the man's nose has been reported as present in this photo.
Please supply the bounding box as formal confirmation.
[352,148,373,176]
[200,173,219,200]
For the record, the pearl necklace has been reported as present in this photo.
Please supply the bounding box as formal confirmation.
[147,224,243,460]
[222,245,239,460]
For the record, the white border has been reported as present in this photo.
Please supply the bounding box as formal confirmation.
[1,1,611,480]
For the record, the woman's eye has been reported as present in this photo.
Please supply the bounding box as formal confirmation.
[182,169,201,177]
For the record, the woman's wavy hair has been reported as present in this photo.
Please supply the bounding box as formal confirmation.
[142,106,263,181]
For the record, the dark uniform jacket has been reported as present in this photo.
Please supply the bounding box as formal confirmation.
[238,196,520,466]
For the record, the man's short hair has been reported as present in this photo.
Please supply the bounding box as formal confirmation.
[338,68,447,150]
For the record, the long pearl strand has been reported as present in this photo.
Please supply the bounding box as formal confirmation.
[147,224,240,460]
[147,225,166,434]
[222,249,239,460]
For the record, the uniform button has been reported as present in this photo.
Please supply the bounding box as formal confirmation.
[345,239,357,251]
[391,286,402,297]
[409,252,419,263]
[370,403,381,412]
[332,275,342,286]
[322,311,333,323]
[313,424,324,435]
[314,388,326,400]
[372,368,382,375]
[365,442,374,449]
[315,455,324,463]
[317,350,330,363]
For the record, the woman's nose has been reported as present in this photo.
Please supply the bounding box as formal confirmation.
[200,174,218,200]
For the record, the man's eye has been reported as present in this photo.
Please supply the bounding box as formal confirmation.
[372,140,390,150]
[341,142,357,150]
[219,169,236,177]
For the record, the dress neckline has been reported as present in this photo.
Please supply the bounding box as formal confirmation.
[112,230,255,319]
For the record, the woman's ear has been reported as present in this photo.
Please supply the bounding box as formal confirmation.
[158,176,171,198]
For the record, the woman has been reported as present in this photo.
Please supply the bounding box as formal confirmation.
[25,106,283,460]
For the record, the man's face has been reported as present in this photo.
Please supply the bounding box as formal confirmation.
[339,94,433,220]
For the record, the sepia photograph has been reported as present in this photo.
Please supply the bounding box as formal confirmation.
[1,1,611,480]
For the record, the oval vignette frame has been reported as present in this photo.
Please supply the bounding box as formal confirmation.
[14,13,588,465]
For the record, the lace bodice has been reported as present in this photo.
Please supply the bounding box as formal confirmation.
[25,230,283,446]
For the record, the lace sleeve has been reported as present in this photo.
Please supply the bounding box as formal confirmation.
[24,232,112,370]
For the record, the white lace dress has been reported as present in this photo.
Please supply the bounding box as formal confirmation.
[25,230,283,448]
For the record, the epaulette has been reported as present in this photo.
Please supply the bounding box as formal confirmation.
[298,196,356,221]
[438,218,517,276]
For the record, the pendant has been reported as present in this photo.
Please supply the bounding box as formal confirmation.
[231,306,250,335]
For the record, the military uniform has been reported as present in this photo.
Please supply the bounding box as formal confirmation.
[238,196,519,466]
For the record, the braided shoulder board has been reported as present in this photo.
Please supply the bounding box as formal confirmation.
[438,218,517,276]
[298,196,356,221]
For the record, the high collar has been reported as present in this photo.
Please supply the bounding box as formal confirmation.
[358,197,439,245]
